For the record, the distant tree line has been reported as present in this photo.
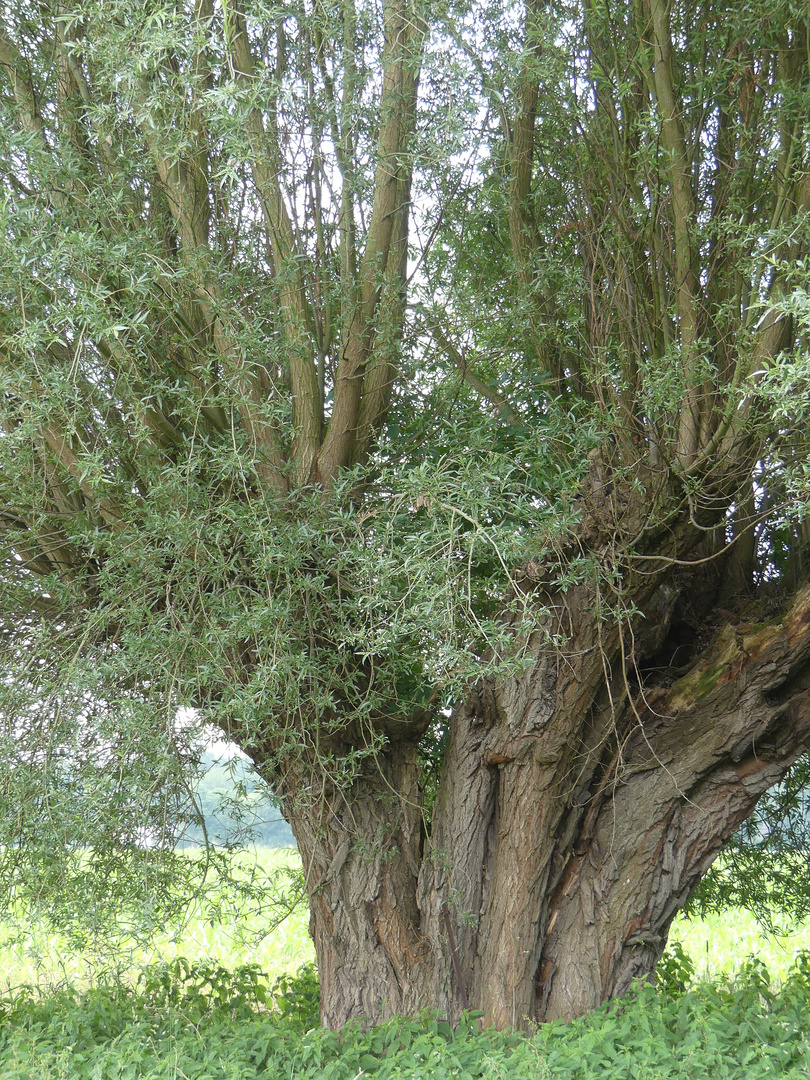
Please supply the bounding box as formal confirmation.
[179,752,295,850]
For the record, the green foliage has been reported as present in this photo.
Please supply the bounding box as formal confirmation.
[0,394,581,933]
[0,847,314,993]
[135,956,271,1017]
[0,844,310,976]
[657,942,696,999]
[4,955,810,1078]
[180,751,294,849]
[688,759,810,929]
[268,962,321,1031]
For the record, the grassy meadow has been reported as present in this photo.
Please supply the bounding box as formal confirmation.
[4,845,810,1078]
[0,847,315,995]
[668,907,810,986]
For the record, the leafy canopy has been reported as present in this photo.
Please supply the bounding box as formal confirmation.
[1,0,810,934]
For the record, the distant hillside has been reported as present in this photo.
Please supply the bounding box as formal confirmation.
[179,751,295,849]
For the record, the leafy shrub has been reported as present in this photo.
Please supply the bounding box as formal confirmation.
[136,956,271,1019]
[269,962,320,1030]
[3,953,810,1078]
[658,940,696,997]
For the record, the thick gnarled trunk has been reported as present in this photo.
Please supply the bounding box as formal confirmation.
[283,743,432,1028]
[537,592,810,1020]
[284,583,810,1030]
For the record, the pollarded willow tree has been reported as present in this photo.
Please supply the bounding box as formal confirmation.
[2,0,810,1029]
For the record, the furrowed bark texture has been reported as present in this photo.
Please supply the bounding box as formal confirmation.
[283,743,432,1027]
[537,591,810,1021]
[283,575,810,1030]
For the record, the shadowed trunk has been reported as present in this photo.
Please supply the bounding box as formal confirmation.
[281,743,432,1027]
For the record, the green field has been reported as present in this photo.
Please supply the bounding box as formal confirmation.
[0,847,315,995]
[668,907,810,986]
[4,847,810,1078]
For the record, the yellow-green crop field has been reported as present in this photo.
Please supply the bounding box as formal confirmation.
[0,847,315,995]
[2,845,810,995]
[669,907,810,984]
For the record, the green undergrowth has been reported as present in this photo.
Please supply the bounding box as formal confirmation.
[4,954,810,1079]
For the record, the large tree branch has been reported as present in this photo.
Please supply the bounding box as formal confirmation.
[351,168,411,465]
[507,0,542,282]
[644,0,701,464]
[40,425,124,532]
[0,26,48,145]
[227,3,321,485]
[317,0,425,483]
[540,583,810,1021]
[135,6,288,490]
[312,0,359,294]
[696,169,810,477]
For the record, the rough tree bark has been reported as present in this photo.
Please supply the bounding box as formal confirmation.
[284,584,810,1030]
